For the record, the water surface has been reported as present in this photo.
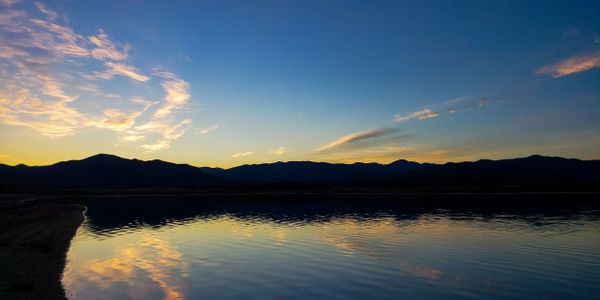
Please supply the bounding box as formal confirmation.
[62,195,600,299]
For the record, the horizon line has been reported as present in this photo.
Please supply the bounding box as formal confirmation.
[1,153,595,170]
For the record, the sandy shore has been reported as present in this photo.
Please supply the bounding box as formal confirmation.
[0,198,84,300]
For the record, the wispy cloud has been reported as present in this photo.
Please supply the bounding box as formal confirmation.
[0,0,19,6]
[88,29,129,61]
[153,71,191,118]
[92,109,142,131]
[135,117,194,152]
[268,146,287,155]
[0,3,197,151]
[394,98,494,123]
[315,127,399,153]
[315,97,494,158]
[394,108,438,122]
[232,151,254,158]
[35,2,58,21]
[198,123,219,135]
[141,139,171,152]
[94,62,150,82]
[536,51,600,78]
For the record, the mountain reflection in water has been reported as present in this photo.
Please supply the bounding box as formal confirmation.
[61,194,600,299]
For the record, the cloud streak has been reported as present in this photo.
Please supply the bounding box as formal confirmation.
[88,29,129,61]
[198,123,219,135]
[537,51,600,78]
[232,151,254,158]
[268,146,287,155]
[94,62,150,82]
[394,98,494,123]
[315,97,494,159]
[315,127,399,153]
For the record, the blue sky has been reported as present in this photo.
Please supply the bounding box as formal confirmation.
[0,0,599,167]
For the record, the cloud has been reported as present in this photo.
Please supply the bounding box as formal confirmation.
[153,71,191,118]
[163,119,193,140]
[28,18,89,56]
[63,235,188,300]
[198,123,219,135]
[131,96,159,111]
[315,97,494,159]
[0,88,86,137]
[141,139,171,152]
[394,98,494,123]
[88,29,129,61]
[536,51,600,78]
[232,151,254,158]
[315,127,399,153]
[0,43,26,58]
[0,0,19,6]
[95,62,150,82]
[35,2,58,21]
[129,72,194,152]
[394,108,438,122]
[136,119,193,152]
[93,109,142,131]
[0,3,197,152]
[268,146,287,155]
[120,133,145,142]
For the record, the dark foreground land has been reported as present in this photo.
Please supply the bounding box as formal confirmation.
[0,197,84,300]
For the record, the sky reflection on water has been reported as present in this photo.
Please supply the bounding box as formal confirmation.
[62,196,600,299]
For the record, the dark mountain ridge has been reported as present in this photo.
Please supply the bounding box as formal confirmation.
[0,154,223,187]
[1,154,599,189]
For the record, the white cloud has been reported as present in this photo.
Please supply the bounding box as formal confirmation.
[394,108,438,122]
[394,98,494,123]
[198,123,219,135]
[268,146,287,155]
[95,62,150,82]
[141,139,171,152]
[232,151,254,158]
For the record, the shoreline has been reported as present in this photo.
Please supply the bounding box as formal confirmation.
[0,199,85,300]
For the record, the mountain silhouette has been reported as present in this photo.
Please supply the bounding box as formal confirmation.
[1,154,599,189]
[0,154,223,188]
[201,159,427,184]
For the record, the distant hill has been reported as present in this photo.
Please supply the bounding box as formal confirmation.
[0,154,223,188]
[1,154,599,189]
[201,159,428,184]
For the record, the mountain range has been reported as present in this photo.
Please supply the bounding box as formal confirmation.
[1,154,599,189]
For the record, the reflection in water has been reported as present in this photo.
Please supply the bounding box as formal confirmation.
[61,195,600,299]
[64,233,188,299]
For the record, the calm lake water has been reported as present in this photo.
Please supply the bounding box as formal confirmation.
[61,195,600,299]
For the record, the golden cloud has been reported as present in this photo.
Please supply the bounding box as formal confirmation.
[0,3,196,151]
[537,51,600,78]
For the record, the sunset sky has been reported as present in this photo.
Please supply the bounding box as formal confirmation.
[1,0,599,167]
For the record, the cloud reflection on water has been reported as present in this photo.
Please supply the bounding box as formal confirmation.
[64,234,188,300]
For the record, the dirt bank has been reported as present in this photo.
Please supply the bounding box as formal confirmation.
[0,200,84,300]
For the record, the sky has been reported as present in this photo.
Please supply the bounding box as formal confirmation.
[1,0,599,167]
